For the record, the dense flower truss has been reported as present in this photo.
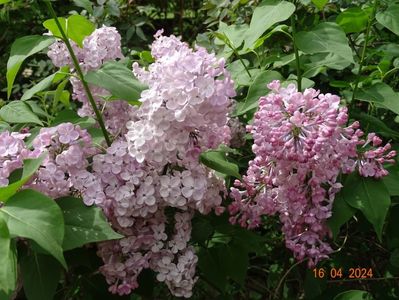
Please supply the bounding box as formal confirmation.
[229,80,396,267]
[126,30,235,165]
[48,26,133,136]
[70,32,235,297]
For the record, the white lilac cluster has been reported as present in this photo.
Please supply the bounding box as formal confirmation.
[126,30,235,165]
[85,32,235,297]
[47,26,133,136]
[229,80,396,267]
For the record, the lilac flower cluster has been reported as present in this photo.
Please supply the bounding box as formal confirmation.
[26,123,95,198]
[69,32,235,297]
[229,80,396,267]
[126,30,235,165]
[48,26,133,136]
[0,131,39,187]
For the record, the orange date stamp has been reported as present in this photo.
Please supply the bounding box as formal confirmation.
[313,267,373,279]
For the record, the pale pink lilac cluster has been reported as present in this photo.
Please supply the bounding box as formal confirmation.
[47,26,133,136]
[126,30,235,165]
[229,80,396,267]
[26,123,96,198]
[0,131,39,187]
[78,32,235,297]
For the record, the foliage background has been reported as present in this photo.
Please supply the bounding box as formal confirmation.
[1,0,399,299]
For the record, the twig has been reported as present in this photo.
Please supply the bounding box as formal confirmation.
[45,1,112,146]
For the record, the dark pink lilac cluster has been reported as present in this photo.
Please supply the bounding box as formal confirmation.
[229,80,396,267]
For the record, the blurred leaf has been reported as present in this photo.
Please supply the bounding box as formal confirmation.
[343,173,390,241]
[73,0,93,13]
[376,4,399,36]
[21,253,61,300]
[311,0,328,10]
[200,150,241,178]
[57,197,122,251]
[336,8,370,33]
[0,218,17,298]
[333,290,373,300]
[243,0,295,49]
[0,189,66,268]
[356,82,399,115]
[85,61,147,105]
[0,101,43,125]
[390,248,399,268]
[6,35,55,99]
[383,166,399,196]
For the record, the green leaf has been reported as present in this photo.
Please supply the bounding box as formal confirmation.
[85,61,147,105]
[352,112,399,139]
[343,174,391,241]
[191,217,214,245]
[51,109,95,129]
[0,218,17,298]
[390,248,399,268]
[336,8,370,33]
[327,193,356,239]
[198,247,227,292]
[6,35,55,99]
[296,22,354,68]
[376,4,399,36]
[200,151,241,178]
[25,101,50,119]
[43,17,67,39]
[0,189,66,268]
[0,0,12,4]
[20,253,61,300]
[67,15,96,47]
[387,205,399,249]
[235,70,283,115]
[221,242,249,286]
[43,15,95,47]
[0,153,46,202]
[0,101,43,125]
[304,269,326,299]
[216,21,249,50]
[311,0,328,10]
[356,82,399,115]
[73,0,93,13]
[383,168,399,200]
[57,197,123,251]
[243,0,295,50]
[333,290,373,300]
[21,70,68,101]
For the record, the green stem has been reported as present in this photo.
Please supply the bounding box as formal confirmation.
[291,14,302,92]
[225,37,252,79]
[351,0,379,103]
[45,1,112,146]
